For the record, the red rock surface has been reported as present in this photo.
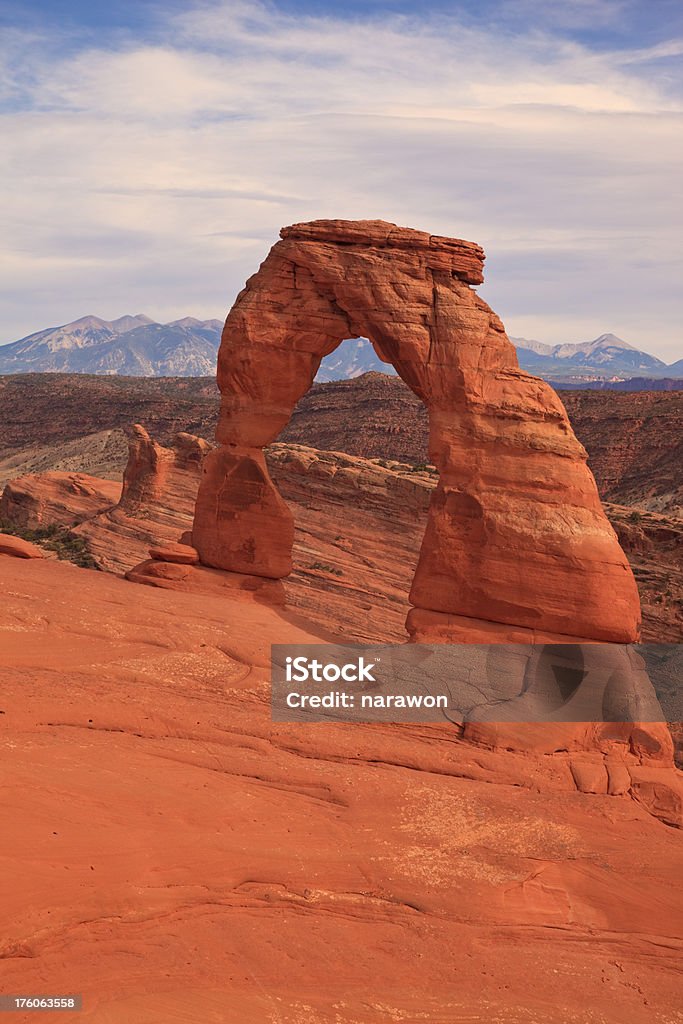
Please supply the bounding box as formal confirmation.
[0,425,681,1019]
[193,219,640,643]
[0,532,44,558]
[72,426,210,574]
[148,542,200,564]
[0,471,119,530]
[1,554,682,1023]
[196,446,295,577]
[1,436,678,641]
[126,557,286,603]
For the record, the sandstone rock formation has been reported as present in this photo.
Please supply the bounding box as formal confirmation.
[119,425,210,513]
[3,372,681,516]
[148,542,200,564]
[1,429,677,641]
[74,425,211,573]
[0,532,44,559]
[0,471,120,530]
[193,219,641,643]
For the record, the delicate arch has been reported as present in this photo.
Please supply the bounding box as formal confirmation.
[192,219,640,643]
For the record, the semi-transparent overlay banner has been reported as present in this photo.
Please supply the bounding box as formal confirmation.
[271,644,682,723]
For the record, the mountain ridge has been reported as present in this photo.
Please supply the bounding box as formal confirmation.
[0,315,680,382]
[509,333,670,379]
[0,314,224,377]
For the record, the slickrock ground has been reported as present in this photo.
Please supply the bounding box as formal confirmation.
[1,421,682,1020]
[1,553,682,1024]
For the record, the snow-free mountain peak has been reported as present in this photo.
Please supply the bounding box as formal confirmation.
[551,334,637,359]
[511,333,668,379]
[0,318,678,382]
[0,315,221,376]
[110,314,156,333]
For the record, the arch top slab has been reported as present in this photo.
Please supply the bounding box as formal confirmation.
[279,219,486,285]
[192,218,641,644]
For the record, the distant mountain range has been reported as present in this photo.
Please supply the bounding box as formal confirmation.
[315,338,393,381]
[0,314,223,377]
[0,316,680,384]
[319,332,682,383]
[509,333,679,381]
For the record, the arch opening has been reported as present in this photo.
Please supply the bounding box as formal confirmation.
[314,336,396,382]
[263,330,439,642]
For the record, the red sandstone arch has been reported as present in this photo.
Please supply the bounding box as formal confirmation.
[192,219,641,644]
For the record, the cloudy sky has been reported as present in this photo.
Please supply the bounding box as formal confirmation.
[1,0,682,358]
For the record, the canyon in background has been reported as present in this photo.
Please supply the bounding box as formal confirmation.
[1,370,681,645]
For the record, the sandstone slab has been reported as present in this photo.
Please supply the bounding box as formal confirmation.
[0,471,120,530]
[148,542,199,564]
[0,532,44,559]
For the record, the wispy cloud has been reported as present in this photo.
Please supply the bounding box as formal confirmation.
[1,0,681,358]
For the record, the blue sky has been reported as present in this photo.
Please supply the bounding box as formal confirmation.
[1,0,682,358]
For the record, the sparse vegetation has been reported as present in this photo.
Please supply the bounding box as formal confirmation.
[0,518,99,569]
[629,510,643,524]
[309,561,344,576]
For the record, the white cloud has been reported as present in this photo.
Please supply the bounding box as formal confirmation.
[0,0,681,360]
